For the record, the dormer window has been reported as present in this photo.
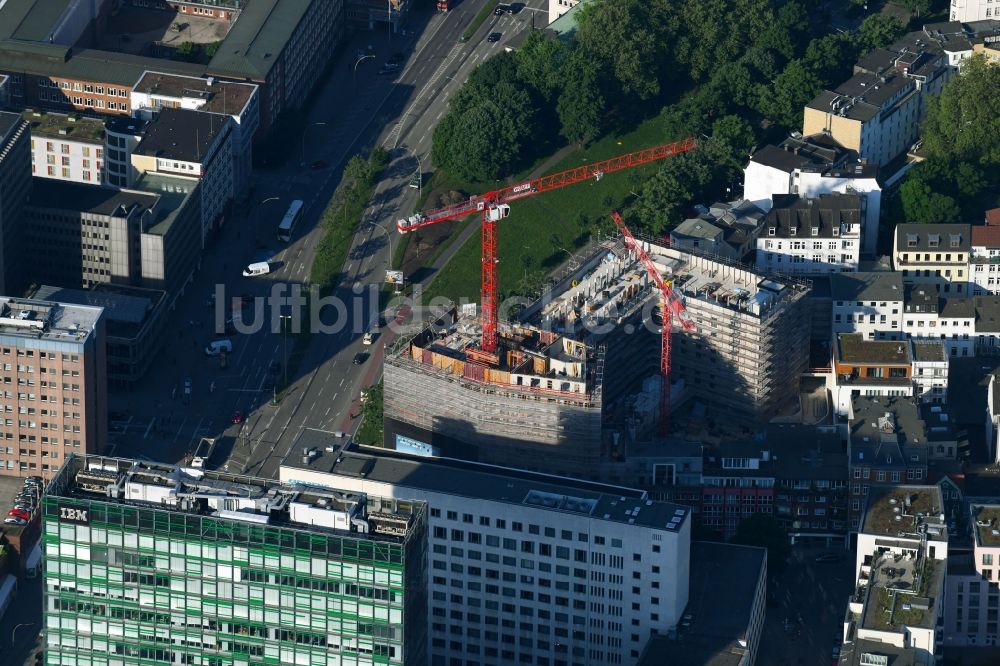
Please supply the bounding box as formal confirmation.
[811,226,819,236]
[907,234,918,248]
[928,234,940,248]
[790,227,796,236]
[768,227,775,236]
[833,227,840,237]
[950,234,961,248]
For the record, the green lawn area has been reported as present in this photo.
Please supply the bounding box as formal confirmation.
[423,117,679,303]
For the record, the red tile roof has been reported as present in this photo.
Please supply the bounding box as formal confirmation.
[973,225,1000,248]
[986,208,1000,227]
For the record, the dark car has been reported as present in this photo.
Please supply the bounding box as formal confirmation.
[232,411,243,425]
[309,160,329,170]
[353,352,369,365]
[815,553,844,563]
[487,32,502,43]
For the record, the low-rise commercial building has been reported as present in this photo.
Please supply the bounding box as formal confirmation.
[669,199,764,262]
[755,193,862,275]
[0,297,106,478]
[23,110,105,185]
[281,432,692,666]
[894,224,972,296]
[840,485,948,664]
[0,111,30,294]
[701,440,775,541]
[43,454,428,665]
[131,107,234,245]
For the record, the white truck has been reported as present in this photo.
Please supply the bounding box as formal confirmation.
[191,437,216,469]
[205,339,233,356]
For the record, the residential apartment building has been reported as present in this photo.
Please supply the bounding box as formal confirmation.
[131,72,259,197]
[23,111,105,185]
[831,272,904,340]
[894,223,972,296]
[902,284,976,357]
[0,297,106,479]
[755,193,862,275]
[743,134,882,253]
[951,0,999,22]
[131,108,233,244]
[0,111,30,294]
[803,30,953,167]
[970,211,1000,295]
[281,432,692,666]
[912,341,950,404]
[43,454,428,665]
[988,372,1000,464]
[700,441,775,541]
[669,199,764,262]
[770,425,849,546]
[942,503,1000,647]
[847,397,937,530]
[637,542,766,666]
[840,485,948,665]
[22,176,202,298]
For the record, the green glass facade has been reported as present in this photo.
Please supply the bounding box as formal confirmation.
[42,457,427,666]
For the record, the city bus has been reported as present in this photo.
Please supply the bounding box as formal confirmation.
[276,199,304,242]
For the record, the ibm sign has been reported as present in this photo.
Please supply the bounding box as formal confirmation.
[57,505,90,526]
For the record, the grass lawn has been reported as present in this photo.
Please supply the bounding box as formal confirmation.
[423,116,680,303]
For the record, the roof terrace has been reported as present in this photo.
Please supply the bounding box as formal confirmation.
[22,110,105,143]
[862,485,946,538]
[972,504,1000,547]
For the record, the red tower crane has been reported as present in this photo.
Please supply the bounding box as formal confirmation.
[396,136,697,354]
[610,212,695,436]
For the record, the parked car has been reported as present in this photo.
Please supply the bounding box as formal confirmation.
[8,509,30,520]
[4,517,26,526]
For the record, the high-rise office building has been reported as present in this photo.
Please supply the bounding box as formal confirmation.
[42,454,428,665]
[0,110,31,293]
[0,296,106,478]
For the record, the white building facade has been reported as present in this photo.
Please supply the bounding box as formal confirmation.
[755,193,862,276]
[831,272,904,340]
[281,442,691,666]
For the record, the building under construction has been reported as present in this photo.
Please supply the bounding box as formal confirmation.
[383,239,811,477]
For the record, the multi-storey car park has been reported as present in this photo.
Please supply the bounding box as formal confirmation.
[383,240,811,479]
[42,454,428,666]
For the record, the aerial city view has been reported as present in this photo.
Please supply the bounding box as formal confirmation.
[0,0,997,664]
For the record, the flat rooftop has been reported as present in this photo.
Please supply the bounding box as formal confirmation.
[972,504,1000,548]
[133,172,198,236]
[912,341,947,363]
[851,395,954,450]
[861,485,946,537]
[206,0,317,80]
[837,333,911,365]
[32,284,164,339]
[638,542,765,666]
[48,454,423,543]
[860,549,943,633]
[21,110,104,143]
[283,431,691,533]
[27,178,159,216]
[134,107,229,163]
[133,71,256,117]
[0,297,102,344]
[830,272,904,302]
[0,110,22,140]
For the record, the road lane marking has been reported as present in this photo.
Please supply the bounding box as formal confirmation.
[144,419,156,439]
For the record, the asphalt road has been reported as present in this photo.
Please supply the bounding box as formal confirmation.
[111,2,546,478]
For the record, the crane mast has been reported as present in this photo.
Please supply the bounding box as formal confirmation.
[610,212,695,436]
[396,137,697,354]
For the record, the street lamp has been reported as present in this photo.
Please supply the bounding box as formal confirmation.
[11,623,33,650]
[300,122,327,166]
[353,53,376,87]
[280,314,291,396]
[254,196,281,243]
[401,144,423,194]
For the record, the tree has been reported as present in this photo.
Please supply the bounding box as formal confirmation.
[859,14,905,51]
[756,59,823,131]
[629,152,713,235]
[899,178,962,224]
[557,50,605,144]
[432,103,521,181]
[803,34,858,83]
[898,0,932,17]
[515,31,567,103]
[921,55,1000,168]
[731,513,792,574]
[703,115,756,172]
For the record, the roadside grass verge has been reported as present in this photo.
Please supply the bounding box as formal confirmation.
[462,0,500,42]
[310,148,390,296]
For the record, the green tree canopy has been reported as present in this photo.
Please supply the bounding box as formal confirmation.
[756,58,823,130]
[921,55,1000,167]
[899,178,962,224]
[858,14,905,51]
[515,31,567,103]
[556,49,605,144]
[731,513,791,574]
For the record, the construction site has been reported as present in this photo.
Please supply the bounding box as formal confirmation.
[383,238,813,479]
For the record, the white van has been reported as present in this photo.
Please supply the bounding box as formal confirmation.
[242,262,270,277]
[205,339,233,356]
